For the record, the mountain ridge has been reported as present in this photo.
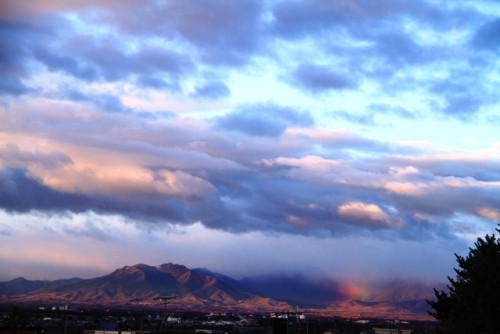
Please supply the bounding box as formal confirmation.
[0,262,436,320]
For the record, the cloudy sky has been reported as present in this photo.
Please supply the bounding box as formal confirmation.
[1,0,500,286]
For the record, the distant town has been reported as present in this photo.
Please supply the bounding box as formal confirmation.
[0,303,439,334]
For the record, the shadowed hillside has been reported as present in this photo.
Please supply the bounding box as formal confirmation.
[0,262,435,319]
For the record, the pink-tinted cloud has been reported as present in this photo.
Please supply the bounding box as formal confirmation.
[337,201,402,229]
[1,0,499,286]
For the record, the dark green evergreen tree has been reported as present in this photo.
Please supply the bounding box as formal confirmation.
[427,224,500,333]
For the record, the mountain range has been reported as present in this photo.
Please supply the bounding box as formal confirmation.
[0,262,436,320]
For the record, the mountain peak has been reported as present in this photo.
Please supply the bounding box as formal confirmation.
[157,262,188,270]
[156,263,190,278]
[0,263,435,320]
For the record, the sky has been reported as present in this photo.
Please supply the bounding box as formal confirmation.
[1,0,500,286]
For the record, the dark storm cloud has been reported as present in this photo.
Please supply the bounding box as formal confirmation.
[431,79,486,118]
[389,184,500,233]
[215,103,314,137]
[389,155,500,184]
[1,131,499,240]
[0,20,43,95]
[0,144,72,169]
[0,166,331,236]
[0,168,90,213]
[198,155,470,238]
[0,0,264,100]
[442,94,483,118]
[34,48,99,82]
[268,0,497,122]
[270,0,446,39]
[0,0,495,123]
[291,63,357,92]
[0,167,214,226]
[136,76,173,90]
[371,31,433,67]
[0,76,31,96]
[1,0,499,244]
[82,44,193,82]
[0,9,194,96]
[1,114,400,238]
[36,38,194,87]
[104,0,265,66]
[202,170,329,233]
[269,3,413,99]
[271,0,377,38]
[65,90,131,113]
[380,155,500,221]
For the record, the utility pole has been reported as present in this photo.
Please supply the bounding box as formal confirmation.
[153,295,178,332]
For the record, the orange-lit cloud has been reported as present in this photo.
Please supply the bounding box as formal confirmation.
[384,182,428,196]
[477,207,500,220]
[1,0,499,291]
[337,201,401,228]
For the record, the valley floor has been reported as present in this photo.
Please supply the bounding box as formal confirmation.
[0,305,441,334]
